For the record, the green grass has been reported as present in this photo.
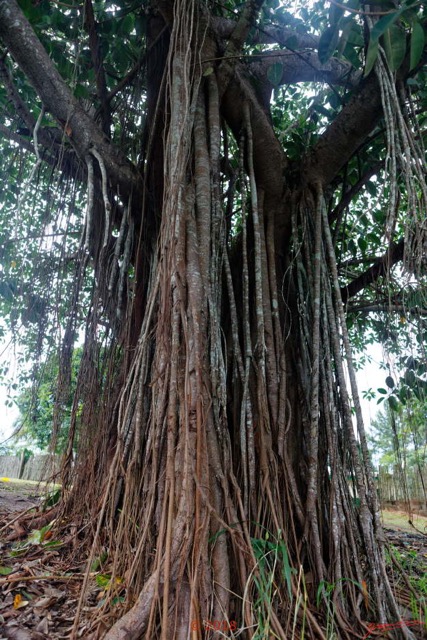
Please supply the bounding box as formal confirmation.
[381,508,427,533]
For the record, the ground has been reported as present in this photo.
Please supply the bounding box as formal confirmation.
[0,479,426,639]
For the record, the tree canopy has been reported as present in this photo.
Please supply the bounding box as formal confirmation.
[1,0,427,638]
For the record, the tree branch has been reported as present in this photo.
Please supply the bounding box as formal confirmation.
[0,122,36,154]
[216,0,266,99]
[330,161,384,224]
[0,0,140,197]
[302,74,384,187]
[341,239,404,303]
[347,303,427,317]
[212,16,319,49]
[248,51,361,88]
[81,0,111,135]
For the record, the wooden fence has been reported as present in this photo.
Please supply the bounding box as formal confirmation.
[0,454,60,482]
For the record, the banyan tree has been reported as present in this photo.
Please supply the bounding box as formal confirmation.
[0,0,426,637]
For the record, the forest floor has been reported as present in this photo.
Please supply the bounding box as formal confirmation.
[0,478,427,638]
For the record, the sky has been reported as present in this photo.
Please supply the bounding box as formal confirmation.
[354,342,387,428]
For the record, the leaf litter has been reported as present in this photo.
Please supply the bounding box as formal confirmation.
[0,487,108,639]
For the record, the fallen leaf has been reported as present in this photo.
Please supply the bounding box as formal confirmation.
[33,596,56,610]
[35,617,49,634]
[13,594,22,609]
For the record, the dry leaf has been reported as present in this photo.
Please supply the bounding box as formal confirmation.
[13,594,22,609]
[35,617,49,634]
[33,596,56,610]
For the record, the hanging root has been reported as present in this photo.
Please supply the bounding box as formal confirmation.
[90,147,111,249]
[374,47,427,276]
[83,153,94,250]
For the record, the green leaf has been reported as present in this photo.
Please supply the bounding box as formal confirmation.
[365,7,406,75]
[399,386,411,402]
[43,539,63,548]
[74,84,89,99]
[373,209,386,224]
[42,488,61,510]
[91,551,108,572]
[384,25,407,71]
[358,237,368,252]
[385,376,395,389]
[202,66,214,77]
[338,19,355,57]
[0,566,13,575]
[312,103,331,118]
[377,388,388,395]
[343,43,362,69]
[329,1,344,25]
[364,37,379,76]
[96,573,111,588]
[410,21,425,70]
[388,395,399,412]
[370,9,404,43]
[404,368,416,387]
[278,541,295,598]
[267,62,283,87]
[318,25,340,64]
[120,14,134,36]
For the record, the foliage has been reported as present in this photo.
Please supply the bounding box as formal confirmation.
[369,394,427,469]
[12,348,82,453]
[369,376,427,504]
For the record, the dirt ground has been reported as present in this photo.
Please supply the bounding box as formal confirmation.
[0,479,427,639]
[0,479,46,514]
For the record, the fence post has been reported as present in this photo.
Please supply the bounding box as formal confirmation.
[18,452,26,479]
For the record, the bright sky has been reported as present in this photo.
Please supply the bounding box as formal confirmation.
[355,342,386,429]
[0,388,20,444]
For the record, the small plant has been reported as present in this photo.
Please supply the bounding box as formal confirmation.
[386,542,427,628]
[246,528,298,639]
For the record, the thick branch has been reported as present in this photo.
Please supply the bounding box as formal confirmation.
[0,0,140,197]
[348,303,427,317]
[212,16,319,49]
[302,74,383,187]
[221,65,287,206]
[248,51,361,88]
[0,122,35,154]
[341,239,404,303]
[216,0,265,99]
[82,0,111,135]
[222,0,265,55]
[330,161,384,224]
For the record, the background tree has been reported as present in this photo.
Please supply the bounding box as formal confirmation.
[370,361,427,507]
[0,0,427,638]
[12,348,82,453]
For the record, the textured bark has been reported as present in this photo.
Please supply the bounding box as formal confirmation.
[303,74,383,186]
